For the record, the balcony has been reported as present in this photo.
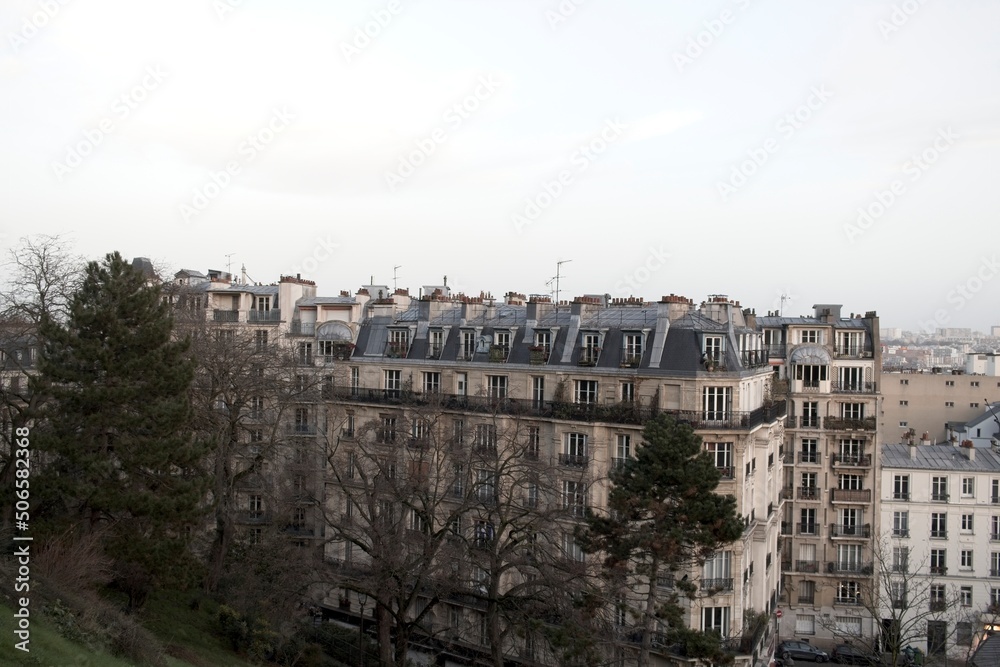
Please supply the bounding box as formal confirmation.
[798,487,820,500]
[247,309,281,323]
[834,347,873,359]
[795,380,823,393]
[780,487,794,500]
[781,521,792,535]
[611,456,629,469]
[237,510,272,524]
[528,348,550,365]
[213,309,240,323]
[716,466,734,480]
[830,523,871,538]
[893,492,910,501]
[930,530,948,539]
[798,451,819,464]
[892,529,910,538]
[831,489,872,503]
[929,566,947,575]
[385,341,409,359]
[577,346,600,366]
[766,344,787,358]
[832,453,872,467]
[700,578,734,592]
[892,598,908,609]
[327,386,785,429]
[835,596,863,606]
[824,417,877,431]
[931,493,950,502]
[991,533,1000,542]
[828,561,873,574]
[621,354,642,369]
[796,416,820,429]
[993,495,1000,505]
[290,320,315,336]
[929,600,947,612]
[797,594,815,605]
[795,560,820,573]
[559,453,588,467]
[990,569,1000,578]
[741,349,769,369]
[487,345,510,363]
[287,424,317,436]
[831,381,877,394]
[797,523,819,536]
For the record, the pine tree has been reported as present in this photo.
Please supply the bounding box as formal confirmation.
[578,414,744,666]
[33,252,207,606]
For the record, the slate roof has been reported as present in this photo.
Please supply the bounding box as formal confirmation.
[881,443,1000,471]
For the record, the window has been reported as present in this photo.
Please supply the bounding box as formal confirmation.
[961,550,973,569]
[960,586,973,607]
[429,330,443,358]
[899,421,908,428]
[563,481,588,517]
[800,508,817,534]
[293,407,310,433]
[838,474,862,490]
[487,375,508,399]
[838,366,864,390]
[377,415,397,443]
[461,330,476,359]
[834,616,862,636]
[836,331,864,356]
[838,438,864,464]
[248,494,263,519]
[701,607,730,637]
[298,341,313,364]
[957,622,973,646]
[476,469,496,504]
[451,464,464,497]
[961,514,974,533]
[802,402,819,428]
[836,581,860,604]
[931,476,949,501]
[475,424,497,451]
[800,329,818,344]
[624,333,643,360]
[703,336,723,365]
[527,426,541,458]
[564,433,588,465]
[837,544,862,571]
[930,585,946,612]
[621,381,634,403]
[892,546,909,573]
[795,364,828,386]
[889,580,907,609]
[800,438,818,463]
[993,588,1000,608]
[494,331,511,354]
[841,403,865,419]
[798,580,816,604]
[703,386,732,420]
[893,475,910,500]
[452,419,465,446]
[249,396,264,419]
[795,614,815,635]
[531,376,544,406]
[410,509,429,534]
[248,527,262,545]
[945,380,954,386]
[972,381,980,388]
[563,533,585,563]
[930,549,947,574]
[900,378,909,385]
[993,516,1000,540]
[962,477,975,497]
[423,372,441,394]
[930,513,947,539]
[411,419,430,443]
[615,434,632,466]
[254,329,268,351]
[705,442,733,477]
[534,330,552,353]
[995,552,1000,577]
[945,401,954,407]
[899,400,908,406]
[384,369,402,398]
[702,551,732,588]
[456,372,467,396]
[350,367,359,394]
[473,520,494,547]
[574,380,598,405]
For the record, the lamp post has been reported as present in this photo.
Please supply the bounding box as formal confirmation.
[356,590,368,666]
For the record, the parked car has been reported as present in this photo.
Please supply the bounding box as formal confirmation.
[778,640,830,662]
[832,644,884,665]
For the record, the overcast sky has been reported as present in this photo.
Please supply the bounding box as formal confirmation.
[1,0,997,333]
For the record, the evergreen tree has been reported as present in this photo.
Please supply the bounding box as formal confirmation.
[578,414,743,667]
[32,251,207,606]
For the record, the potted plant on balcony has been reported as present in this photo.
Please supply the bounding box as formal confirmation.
[962,439,974,448]
[528,345,548,365]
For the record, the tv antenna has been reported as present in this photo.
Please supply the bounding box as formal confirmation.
[779,293,789,316]
[393,265,402,292]
[225,253,236,276]
[555,259,572,311]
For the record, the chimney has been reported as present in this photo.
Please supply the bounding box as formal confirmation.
[966,446,976,462]
[921,432,931,446]
[908,443,917,459]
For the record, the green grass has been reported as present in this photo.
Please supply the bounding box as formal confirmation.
[0,602,138,667]
[0,592,261,667]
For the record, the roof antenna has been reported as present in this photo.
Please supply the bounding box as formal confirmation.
[780,293,788,316]
[555,259,572,312]
[225,253,236,279]
[393,265,402,291]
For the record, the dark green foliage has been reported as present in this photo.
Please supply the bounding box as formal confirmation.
[578,414,744,664]
[32,251,208,603]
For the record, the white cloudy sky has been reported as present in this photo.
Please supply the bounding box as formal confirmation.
[1,0,998,332]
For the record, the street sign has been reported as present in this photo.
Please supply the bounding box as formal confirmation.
[776,608,783,618]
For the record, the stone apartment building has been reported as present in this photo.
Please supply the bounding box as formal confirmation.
[756,306,882,647]
[313,288,786,666]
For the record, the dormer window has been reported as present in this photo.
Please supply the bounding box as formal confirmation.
[703,335,724,365]
[579,332,600,366]
[461,330,476,361]
[387,330,409,358]
[622,333,643,368]
[429,330,443,359]
[534,331,551,353]
[490,331,511,363]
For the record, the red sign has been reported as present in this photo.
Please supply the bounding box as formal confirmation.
[776,609,783,618]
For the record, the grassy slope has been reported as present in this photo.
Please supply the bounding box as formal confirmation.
[0,592,260,667]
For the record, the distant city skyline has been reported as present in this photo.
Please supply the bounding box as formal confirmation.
[2,0,998,332]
